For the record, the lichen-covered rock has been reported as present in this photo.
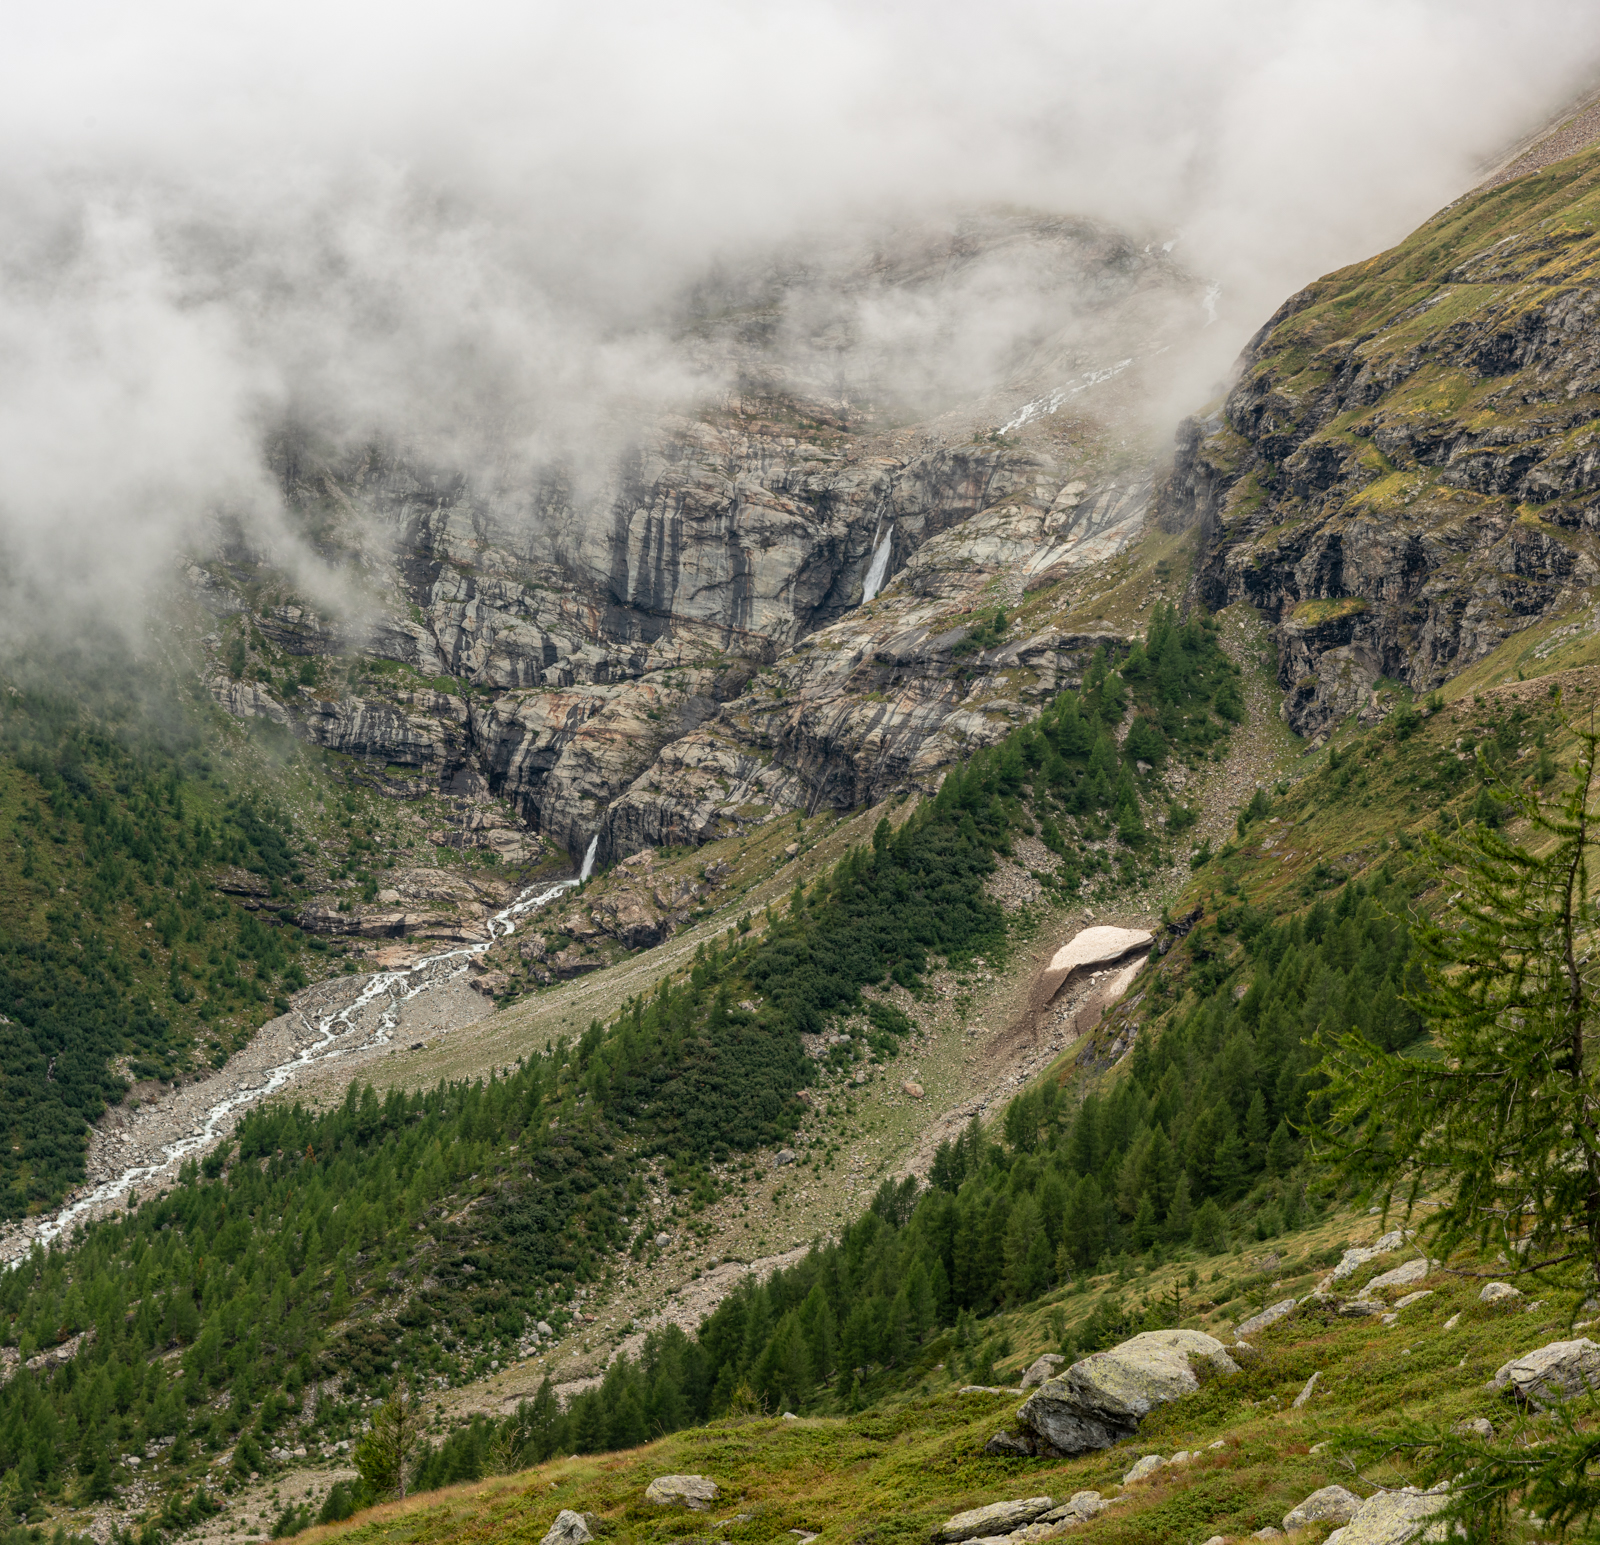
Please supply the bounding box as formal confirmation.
[931,1496,1054,1542]
[1283,1485,1362,1531]
[644,1474,720,1510]
[538,1512,593,1545]
[1236,1298,1297,1337]
[1492,1338,1600,1406]
[1121,1454,1165,1484]
[1322,1486,1449,1544]
[1019,1353,1066,1391]
[1041,1493,1103,1525]
[1320,1231,1409,1288]
[1016,1330,1239,1455]
[1480,1281,1523,1305]
[1365,1258,1430,1293]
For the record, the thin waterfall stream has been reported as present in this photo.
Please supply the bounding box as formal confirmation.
[1,834,601,1262]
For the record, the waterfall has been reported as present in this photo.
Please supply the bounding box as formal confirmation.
[861,523,894,603]
[579,833,599,883]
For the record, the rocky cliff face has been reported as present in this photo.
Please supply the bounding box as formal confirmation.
[196,214,1210,866]
[1159,145,1600,737]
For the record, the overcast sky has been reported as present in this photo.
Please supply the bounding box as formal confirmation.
[2,0,1597,627]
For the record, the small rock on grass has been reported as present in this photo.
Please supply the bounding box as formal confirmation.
[1121,1454,1165,1484]
[1236,1297,1296,1338]
[1480,1281,1522,1304]
[1292,1370,1321,1408]
[645,1475,720,1511]
[1453,1417,1493,1438]
[538,1512,594,1545]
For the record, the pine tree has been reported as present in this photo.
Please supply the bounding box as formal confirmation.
[1320,723,1600,1540]
[1320,720,1600,1277]
[353,1385,421,1501]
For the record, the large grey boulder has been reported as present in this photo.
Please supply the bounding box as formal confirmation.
[1016,1329,1239,1455]
[538,1512,594,1545]
[1492,1339,1600,1407]
[644,1475,720,1511]
[1479,1281,1522,1305]
[931,1496,1054,1542]
[1236,1298,1297,1338]
[1323,1486,1449,1544]
[1283,1485,1362,1530]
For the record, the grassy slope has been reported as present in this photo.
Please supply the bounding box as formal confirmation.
[273,536,1600,1545]
[288,1231,1562,1545]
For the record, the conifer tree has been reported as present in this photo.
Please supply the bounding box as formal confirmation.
[1319,719,1600,1279]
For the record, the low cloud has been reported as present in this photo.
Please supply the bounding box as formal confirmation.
[1,0,1595,633]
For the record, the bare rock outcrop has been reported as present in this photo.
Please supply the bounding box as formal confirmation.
[1157,148,1600,736]
[1014,1329,1239,1455]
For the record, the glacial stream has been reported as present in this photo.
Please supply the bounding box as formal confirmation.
[5,835,600,1260]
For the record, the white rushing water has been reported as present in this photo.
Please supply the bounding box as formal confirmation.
[10,834,601,1258]
[861,523,894,603]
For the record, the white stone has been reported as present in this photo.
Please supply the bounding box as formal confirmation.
[1237,1298,1298,1337]
[538,1512,592,1545]
[645,1475,720,1511]
[1292,1370,1321,1409]
[1492,1339,1600,1407]
[1364,1258,1429,1293]
[1480,1281,1522,1305]
[1322,1230,1409,1288]
[1121,1454,1165,1484]
[1327,1487,1448,1544]
[933,1497,1055,1542]
[1393,1291,1433,1311]
[1283,1485,1362,1531]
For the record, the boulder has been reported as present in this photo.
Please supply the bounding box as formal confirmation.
[536,1320,554,1336]
[983,1431,1034,1457]
[538,1512,593,1545]
[1252,1531,1284,1541]
[1236,1298,1297,1338]
[644,1475,720,1511]
[1321,1486,1448,1544]
[1283,1485,1362,1531]
[1019,1353,1066,1391]
[1322,1230,1409,1288]
[1492,1339,1600,1407]
[1292,1370,1321,1409]
[903,1080,925,1099]
[1121,1454,1165,1484]
[1041,1493,1103,1525]
[1392,1291,1433,1311]
[1338,1297,1387,1317]
[1452,1417,1493,1439]
[1016,1330,1239,1455]
[932,1496,1054,1542]
[1480,1281,1523,1305]
[1365,1259,1429,1293]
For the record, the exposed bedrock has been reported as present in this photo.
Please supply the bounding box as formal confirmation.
[1157,154,1600,736]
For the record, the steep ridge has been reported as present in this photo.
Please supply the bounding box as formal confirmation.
[1161,140,1600,737]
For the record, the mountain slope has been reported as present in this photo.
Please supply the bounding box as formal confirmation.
[1162,140,1600,738]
